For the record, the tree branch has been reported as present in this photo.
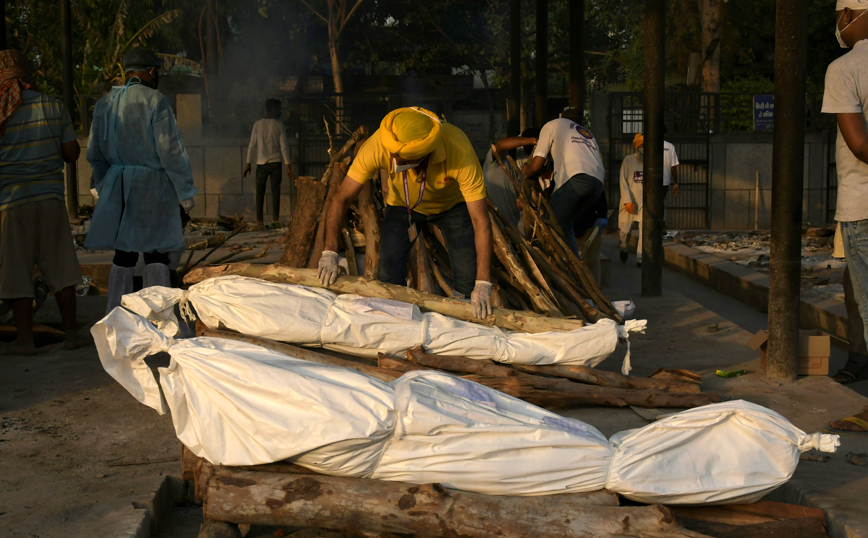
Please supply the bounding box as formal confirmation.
[298,0,329,24]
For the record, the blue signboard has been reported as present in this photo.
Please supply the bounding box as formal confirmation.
[753,94,774,131]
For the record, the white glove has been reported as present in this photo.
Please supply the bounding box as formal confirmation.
[471,280,493,319]
[180,198,195,212]
[90,188,99,201]
[317,250,340,286]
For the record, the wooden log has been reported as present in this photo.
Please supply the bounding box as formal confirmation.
[201,467,710,538]
[681,518,827,538]
[308,162,349,269]
[649,368,702,385]
[510,364,702,394]
[197,327,400,383]
[278,178,328,267]
[490,200,600,322]
[393,350,718,409]
[489,212,563,317]
[357,180,381,280]
[184,264,587,334]
[291,126,367,268]
[551,288,589,320]
[198,519,242,538]
[412,236,437,295]
[428,248,454,297]
[341,226,358,276]
[460,375,720,409]
[672,501,826,526]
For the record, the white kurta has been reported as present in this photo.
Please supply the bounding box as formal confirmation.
[619,153,644,260]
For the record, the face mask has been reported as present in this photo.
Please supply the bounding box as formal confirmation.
[837,9,868,48]
[393,158,420,173]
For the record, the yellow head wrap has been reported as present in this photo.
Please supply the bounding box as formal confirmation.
[633,133,644,149]
[380,107,442,160]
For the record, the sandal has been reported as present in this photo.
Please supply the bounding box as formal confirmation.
[831,370,861,384]
[824,416,868,435]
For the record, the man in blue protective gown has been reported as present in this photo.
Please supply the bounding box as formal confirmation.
[86,47,197,314]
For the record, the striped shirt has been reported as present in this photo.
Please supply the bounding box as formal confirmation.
[0,90,76,212]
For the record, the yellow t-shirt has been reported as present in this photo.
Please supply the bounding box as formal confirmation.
[347,123,487,215]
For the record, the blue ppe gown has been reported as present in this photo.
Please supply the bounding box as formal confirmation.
[85,80,197,253]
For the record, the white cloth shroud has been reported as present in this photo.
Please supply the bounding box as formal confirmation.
[121,275,646,374]
[94,307,839,504]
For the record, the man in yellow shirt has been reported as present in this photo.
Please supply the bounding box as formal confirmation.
[317,107,494,318]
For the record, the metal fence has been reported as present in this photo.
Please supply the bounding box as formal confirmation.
[605,91,832,230]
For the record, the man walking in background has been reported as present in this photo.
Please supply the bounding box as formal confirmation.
[619,134,645,266]
[244,99,295,226]
[0,49,87,354]
[86,47,197,314]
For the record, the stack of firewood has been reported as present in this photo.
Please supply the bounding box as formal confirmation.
[273,124,620,324]
[196,324,721,410]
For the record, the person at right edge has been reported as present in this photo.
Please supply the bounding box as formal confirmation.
[822,0,868,436]
[522,107,606,256]
[86,47,197,315]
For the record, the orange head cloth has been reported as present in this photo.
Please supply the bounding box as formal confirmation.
[633,133,644,150]
[380,107,442,161]
[0,50,35,138]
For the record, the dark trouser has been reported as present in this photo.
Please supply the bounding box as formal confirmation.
[113,250,170,268]
[255,162,282,222]
[379,203,477,297]
[843,266,868,376]
[549,174,604,256]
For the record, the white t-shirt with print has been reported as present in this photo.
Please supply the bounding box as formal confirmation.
[532,118,605,191]
[663,140,680,186]
[822,39,868,222]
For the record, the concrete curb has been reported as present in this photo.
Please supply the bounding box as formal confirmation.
[664,241,850,346]
[107,475,191,538]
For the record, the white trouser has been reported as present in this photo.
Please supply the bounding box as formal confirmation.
[619,209,643,261]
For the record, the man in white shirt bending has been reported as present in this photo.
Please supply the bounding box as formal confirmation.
[523,107,606,255]
[244,99,295,225]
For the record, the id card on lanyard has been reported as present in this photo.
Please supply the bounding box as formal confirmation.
[403,167,426,242]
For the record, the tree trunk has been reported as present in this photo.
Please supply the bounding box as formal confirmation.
[279,178,327,267]
[308,162,348,268]
[699,0,722,93]
[201,467,710,538]
[183,264,588,333]
[358,181,381,280]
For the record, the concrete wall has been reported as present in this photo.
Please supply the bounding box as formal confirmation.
[708,132,829,229]
[591,94,833,229]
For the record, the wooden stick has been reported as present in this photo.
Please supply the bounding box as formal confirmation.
[278,177,327,267]
[183,264,587,333]
[509,363,701,394]
[413,235,437,294]
[197,327,399,383]
[387,350,717,409]
[459,375,719,409]
[200,466,709,537]
[489,212,563,317]
[341,227,358,276]
[307,161,348,268]
[357,180,381,280]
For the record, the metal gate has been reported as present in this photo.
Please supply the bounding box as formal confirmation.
[606,92,711,229]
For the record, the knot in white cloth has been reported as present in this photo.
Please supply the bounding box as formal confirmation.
[799,432,840,453]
